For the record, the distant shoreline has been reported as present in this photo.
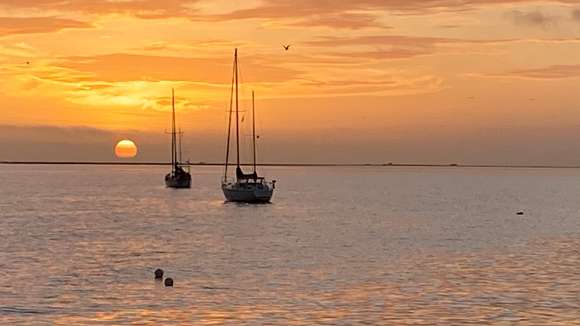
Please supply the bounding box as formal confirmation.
[1,161,580,169]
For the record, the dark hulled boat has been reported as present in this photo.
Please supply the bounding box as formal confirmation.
[165,89,191,188]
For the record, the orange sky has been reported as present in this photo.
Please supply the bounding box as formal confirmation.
[1,0,580,164]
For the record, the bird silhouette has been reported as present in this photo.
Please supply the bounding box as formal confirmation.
[282,44,291,51]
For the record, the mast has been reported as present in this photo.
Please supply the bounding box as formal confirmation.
[235,48,240,170]
[252,91,257,174]
[224,50,236,180]
[172,88,177,172]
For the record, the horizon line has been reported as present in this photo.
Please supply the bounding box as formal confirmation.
[1,161,580,169]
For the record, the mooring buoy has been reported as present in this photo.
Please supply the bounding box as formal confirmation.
[154,268,164,280]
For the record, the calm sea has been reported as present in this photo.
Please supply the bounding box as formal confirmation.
[0,165,578,325]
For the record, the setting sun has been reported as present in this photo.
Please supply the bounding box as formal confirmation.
[115,139,138,158]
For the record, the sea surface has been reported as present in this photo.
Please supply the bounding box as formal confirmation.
[0,165,578,325]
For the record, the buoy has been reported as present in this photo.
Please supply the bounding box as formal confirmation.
[154,269,164,280]
[164,277,174,287]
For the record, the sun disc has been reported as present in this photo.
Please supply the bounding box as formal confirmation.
[115,139,138,158]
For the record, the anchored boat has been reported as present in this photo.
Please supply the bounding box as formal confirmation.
[221,49,275,203]
[165,89,191,188]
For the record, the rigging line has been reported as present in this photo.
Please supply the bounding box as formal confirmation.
[178,128,183,164]
[252,91,257,174]
[170,88,175,172]
[235,48,241,170]
[224,49,236,180]
[236,53,252,167]
[173,89,178,170]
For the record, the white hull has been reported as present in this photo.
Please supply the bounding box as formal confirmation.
[222,50,276,203]
[222,182,273,203]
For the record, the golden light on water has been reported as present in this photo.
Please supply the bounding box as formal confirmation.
[114,139,138,158]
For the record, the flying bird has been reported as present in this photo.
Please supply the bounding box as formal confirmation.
[282,44,291,51]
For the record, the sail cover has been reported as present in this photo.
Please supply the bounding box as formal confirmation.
[236,166,258,180]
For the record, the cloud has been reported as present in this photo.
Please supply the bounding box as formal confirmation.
[297,75,444,96]
[571,8,580,22]
[304,35,513,60]
[0,124,161,161]
[0,0,199,19]
[287,13,387,29]
[322,49,434,60]
[306,35,511,47]
[508,10,558,28]
[307,35,450,47]
[55,53,301,84]
[0,42,37,58]
[199,0,576,22]
[0,17,90,36]
[494,65,580,79]
[4,52,305,111]
[2,0,575,22]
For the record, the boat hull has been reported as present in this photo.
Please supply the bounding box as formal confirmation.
[222,182,273,203]
[165,173,191,189]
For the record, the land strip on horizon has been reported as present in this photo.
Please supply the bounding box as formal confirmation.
[1,161,580,169]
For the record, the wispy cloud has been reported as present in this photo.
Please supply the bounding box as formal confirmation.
[286,13,387,29]
[507,10,559,28]
[1,0,575,22]
[297,75,444,97]
[494,65,580,79]
[0,0,200,19]
[57,53,301,84]
[304,34,514,61]
[571,8,580,22]
[0,17,90,36]
[200,0,575,20]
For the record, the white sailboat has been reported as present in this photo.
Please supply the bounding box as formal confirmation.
[221,49,275,203]
[165,89,191,188]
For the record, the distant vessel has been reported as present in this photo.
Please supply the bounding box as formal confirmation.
[221,49,275,203]
[165,89,191,188]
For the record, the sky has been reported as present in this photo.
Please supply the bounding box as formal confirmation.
[1,0,580,164]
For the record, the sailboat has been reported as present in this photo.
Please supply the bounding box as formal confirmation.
[222,49,275,203]
[165,89,191,188]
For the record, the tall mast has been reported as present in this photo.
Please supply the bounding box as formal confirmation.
[224,50,235,180]
[172,88,177,171]
[252,91,257,174]
[235,48,240,170]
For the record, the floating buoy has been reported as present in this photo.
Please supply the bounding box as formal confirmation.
[154,269,164,280]
[164,277,174,287]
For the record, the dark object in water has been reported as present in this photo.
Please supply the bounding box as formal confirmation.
[164,277,174,287]
[154,269,164,280]
[517,211,524,215]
